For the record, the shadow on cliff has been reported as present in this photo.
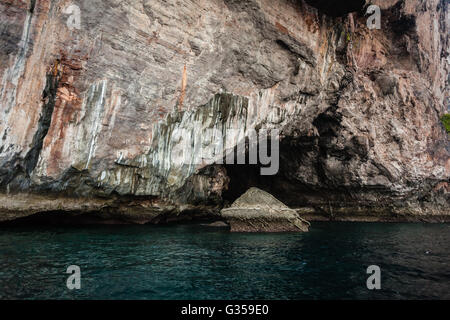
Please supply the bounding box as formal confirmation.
[303,0,366,17]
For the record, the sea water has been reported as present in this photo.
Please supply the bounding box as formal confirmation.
[0,222,449,299]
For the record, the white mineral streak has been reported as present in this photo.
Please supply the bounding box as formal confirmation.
[0,9,34,157]
[96,87,301,195]
[85,80,107,170]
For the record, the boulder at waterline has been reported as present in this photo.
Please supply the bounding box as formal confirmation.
[221,188,310,232]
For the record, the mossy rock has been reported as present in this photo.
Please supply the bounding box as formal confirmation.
[441,114,450,133]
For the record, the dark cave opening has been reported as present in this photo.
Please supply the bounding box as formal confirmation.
[304,0,366,17]
[220,135,287,204]
[222,161,329,208]
[222,163,269,203]
[222,136,324,207]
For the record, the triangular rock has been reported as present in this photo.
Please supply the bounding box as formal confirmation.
[221,187,310,232]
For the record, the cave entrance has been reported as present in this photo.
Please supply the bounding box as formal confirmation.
[221,136,319,207]
[222,163,270,203]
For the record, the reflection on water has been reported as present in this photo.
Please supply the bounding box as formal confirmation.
[0,222,449,299]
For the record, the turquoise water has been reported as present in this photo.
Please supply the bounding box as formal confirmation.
[0,222,449,300]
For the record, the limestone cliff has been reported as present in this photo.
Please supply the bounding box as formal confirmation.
[0,0,449,223]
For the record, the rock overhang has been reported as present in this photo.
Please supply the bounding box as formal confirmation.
[304,0,366,17]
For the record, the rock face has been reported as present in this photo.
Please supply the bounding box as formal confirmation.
[0,0,449,223]
[221,187,310,232]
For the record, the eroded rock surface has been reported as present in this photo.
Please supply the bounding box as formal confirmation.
[221,187,310,232]
[0,0,449,222]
